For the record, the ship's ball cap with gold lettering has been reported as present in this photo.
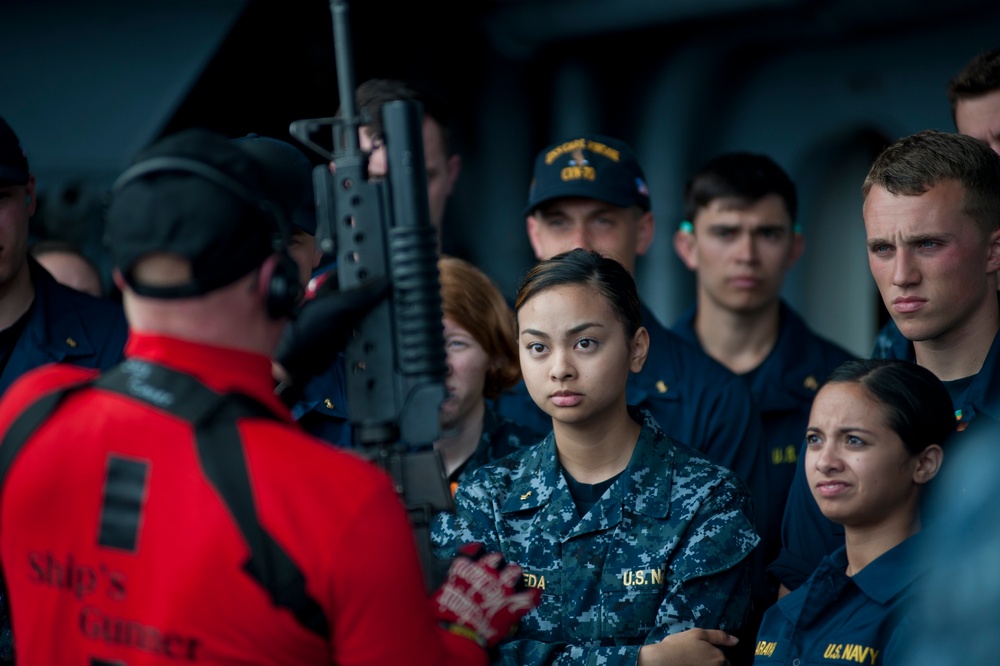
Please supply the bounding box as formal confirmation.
[524,134,650,216]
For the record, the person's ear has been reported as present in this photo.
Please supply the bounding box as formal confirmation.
[445,154,462,195]
[634,210,655,257]
[786,226,805,269]
[111,267,126,291]
[256,254,279,300]
[630,326,650,373]
[673,220,698,271]
[24,175,37,216]
[986,228,1000,275]
[913,444,943,485]
[526,215,545,261]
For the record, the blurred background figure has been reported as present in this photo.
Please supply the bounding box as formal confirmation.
[0,115,126,398]
[435,256,539,492]
[0,112,128,662]
[289,79,461,444]
[356,78,461,240]
[949,46,1000,155]
[30,240,103,297]
[673,152,855,662]
[900,396,1000,665]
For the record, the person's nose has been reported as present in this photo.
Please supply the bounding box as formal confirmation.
[568,224,591,252]
[812,442,844,474]
[549,347,575,382]
[735,231,759,264]
[892,248,920,288]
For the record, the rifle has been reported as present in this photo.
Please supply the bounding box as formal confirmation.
[290,0,453,589]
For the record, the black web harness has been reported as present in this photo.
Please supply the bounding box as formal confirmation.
[0,358,329,639]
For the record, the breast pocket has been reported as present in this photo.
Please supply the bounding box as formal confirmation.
[600,583,664,639]
[516,569,563,638]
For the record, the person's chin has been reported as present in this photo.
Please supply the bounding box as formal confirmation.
[892,316,938,343]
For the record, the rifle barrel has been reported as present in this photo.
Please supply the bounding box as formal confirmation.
[331,0,359,153]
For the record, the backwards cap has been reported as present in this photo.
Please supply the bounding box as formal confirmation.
[232,134,317,235]
[106,128,280,299]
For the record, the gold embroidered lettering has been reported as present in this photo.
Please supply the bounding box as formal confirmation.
[560,165,596,182]
[545,139,586,165]
[755,641,777,657]
[521,573,546,590]
[585,140,620,162]
[622,568,662,586]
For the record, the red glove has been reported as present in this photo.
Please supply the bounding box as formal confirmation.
[431,543,541,649]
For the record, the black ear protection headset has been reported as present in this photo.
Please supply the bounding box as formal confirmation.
[112,156,303,319]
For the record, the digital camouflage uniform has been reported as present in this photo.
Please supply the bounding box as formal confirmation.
[496,306,768,510]
[433,410,758,665]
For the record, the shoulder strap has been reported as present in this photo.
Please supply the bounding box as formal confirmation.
[0,381,85,490]
[0,359,329,639]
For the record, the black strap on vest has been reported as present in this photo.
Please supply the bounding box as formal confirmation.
[0,358,329,639]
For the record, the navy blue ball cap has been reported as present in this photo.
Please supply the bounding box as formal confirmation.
[524,134,650,216]
[0,116,30,186]
[106,128,277,299]
[232,133,317,236]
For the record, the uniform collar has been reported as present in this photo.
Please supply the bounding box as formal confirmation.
[675,301,826,412]
[966,328,1000,423]
[777,531,929,625]
[292,354,349,419]
[25,257,100,361]
[754,302,829,410]
[894,328,1000,425]
[463,407,505,473]
[848,531,929,604]
[499,409,675,537]
[125,332,290,420]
